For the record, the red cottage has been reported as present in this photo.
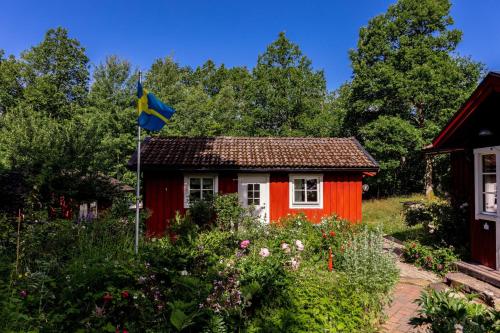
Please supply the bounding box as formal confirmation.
[426,72,500,270]
[129,136,378,236]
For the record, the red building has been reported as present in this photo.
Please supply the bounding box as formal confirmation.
[129,136,378,236]
[426,72,500,270]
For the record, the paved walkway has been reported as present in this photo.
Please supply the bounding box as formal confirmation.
[381,238,440,333]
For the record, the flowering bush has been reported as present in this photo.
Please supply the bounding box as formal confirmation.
[403,241,458,275]
[1,196,398,332]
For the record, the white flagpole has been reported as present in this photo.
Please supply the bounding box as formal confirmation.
[135,71,142,255]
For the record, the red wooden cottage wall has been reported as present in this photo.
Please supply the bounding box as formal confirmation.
[450,151,496,269]
[143,171,363,237]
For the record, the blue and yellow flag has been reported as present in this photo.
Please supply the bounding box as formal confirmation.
[137,82,176,131]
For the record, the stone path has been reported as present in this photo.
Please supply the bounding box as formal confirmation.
[381,238,440,333]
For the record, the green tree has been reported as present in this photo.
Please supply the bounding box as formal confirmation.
[0,50,23,114]
[88,55,138,183]
[344,0,484,195]
[20,27,89,118]
[359,116,423,196]
[250,32,327,136]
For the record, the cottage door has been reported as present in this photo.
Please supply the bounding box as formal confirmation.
[238,174,270,223]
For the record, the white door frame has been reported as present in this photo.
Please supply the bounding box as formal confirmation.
[238,173,270,224]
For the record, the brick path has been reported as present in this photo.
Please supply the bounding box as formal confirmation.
[381,239,440,333]
[381,282,427,332]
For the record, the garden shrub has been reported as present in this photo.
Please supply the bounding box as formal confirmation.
[403,199,469,250]
[214,193,246,231]
[335,227,399,298]
[0,198,399,332]
[411,289,500,332]
[403,241,458,275]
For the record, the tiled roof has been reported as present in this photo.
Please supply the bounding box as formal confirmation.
[129,136,378,171]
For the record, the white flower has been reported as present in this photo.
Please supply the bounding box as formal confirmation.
[259,248,270,257]
[290,257,300,270]
[281,243,291,254]
[180,270,188,276]
[295,240,304,251]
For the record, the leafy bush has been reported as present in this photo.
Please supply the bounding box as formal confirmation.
[411,289,500,332]
[213,193,246,231]
[403,199,469,250]
[335,227,399,298]
[403,241,458,275]
[0,199,398,332]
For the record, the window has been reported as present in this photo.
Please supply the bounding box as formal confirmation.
[289,174,323,208]
[184,175,218,208]
[474,147,500,221]
[247,183,260,206]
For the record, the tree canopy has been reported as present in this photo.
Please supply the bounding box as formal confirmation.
[0,0,487,212]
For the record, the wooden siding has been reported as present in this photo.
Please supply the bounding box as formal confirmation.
[451,151,497,269]
[269,172,362,223]
[144,171,364,236]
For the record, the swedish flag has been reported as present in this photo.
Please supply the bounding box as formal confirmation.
[137,82,176,131]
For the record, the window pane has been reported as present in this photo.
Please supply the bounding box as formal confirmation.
[189,190,201,202]
[306,179,318,191]
[202,178,214,190]
[295,190,305,202]
[190,178,201,189]
[483,193,497,213]
[254,184,260,191]
[254,198,260,205]
[482,154,496,173]
[483,174,497,193]
[202,189,213,200]
[294,179,305,190]
[247,198,253,205]
[307,190,318,202]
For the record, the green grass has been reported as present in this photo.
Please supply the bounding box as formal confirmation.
[362,194,425,241]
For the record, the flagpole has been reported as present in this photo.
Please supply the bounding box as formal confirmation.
[135,71,142,255]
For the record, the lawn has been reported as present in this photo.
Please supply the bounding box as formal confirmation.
[362,194,425,241]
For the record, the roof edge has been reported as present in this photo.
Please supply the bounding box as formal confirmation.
[431,72,500,149]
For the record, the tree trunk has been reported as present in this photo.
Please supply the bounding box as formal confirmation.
[424,154,434,198]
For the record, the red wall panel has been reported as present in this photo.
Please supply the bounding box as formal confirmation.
[145,171,364,236]
[269,172,363,223]
[451,151,497,269]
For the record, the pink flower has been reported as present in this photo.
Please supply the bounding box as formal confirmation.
[19,290,27,299]
[295,240,304,251]
[240,240,250,249]
[259,248,270,257]
[281,243,291,253]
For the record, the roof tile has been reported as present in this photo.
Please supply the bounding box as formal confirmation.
[129,136,378,171]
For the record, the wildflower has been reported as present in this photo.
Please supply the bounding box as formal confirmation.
[259,248,270,257]
[180,270,188,276]
[295,240,304,251]
[138,276,146,284]
[329,231,336,237]
[123,329,129,333]
[19,290,27,299]
[103,292,113,303]
[240,240,250,249]
[121,290,129,299]
[322,232,327,238]
[281,242,291,254]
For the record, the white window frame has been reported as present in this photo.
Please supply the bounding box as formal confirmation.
[474,146,500,222]
[183,174,218,208]
[289,174,323,209]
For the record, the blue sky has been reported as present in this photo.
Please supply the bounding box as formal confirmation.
[1,0,499,90]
